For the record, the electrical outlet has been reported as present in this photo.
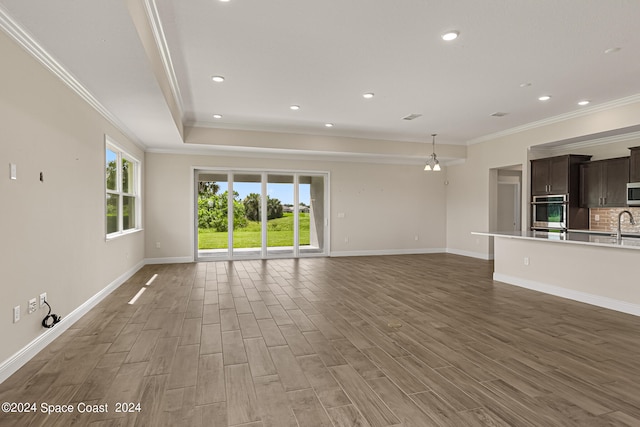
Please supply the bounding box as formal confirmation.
[13,305,20,323]
[40,293,47,307]
[524,257,530,266]
[414,235,419,241]
[155,242,161,249]
[28,298,37,314]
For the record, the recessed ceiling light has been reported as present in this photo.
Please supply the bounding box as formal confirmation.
[441,31,459,41]
[538,95,552,101]
[211,75,225,83]
[219,0,231,2]
[363,93,375,99]
[213,114,222,119]
[578,100,590,106]
[324,123,334,128]
[290,105,300,111]
[604,47,621,54]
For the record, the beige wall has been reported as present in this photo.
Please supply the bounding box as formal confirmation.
[0,31,145,362]
[494,237,640,312]
[144,152,447,260]
[446,100,640,258]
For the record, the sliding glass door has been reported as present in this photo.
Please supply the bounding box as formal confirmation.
[299,174,326,255]
[196,172,229,260]
[196,169,328,260]
[230,173,262,259]
[267,174,295,257]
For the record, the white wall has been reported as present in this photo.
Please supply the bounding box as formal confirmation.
[446,100,640,258]
[0,31,145,364]
[144,152,447,261]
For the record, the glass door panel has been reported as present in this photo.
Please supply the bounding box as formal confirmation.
[197,172,229,260]
[267,174,294,257]
[195,170,328,261]
[230,173,263,259]
[299,175,326,255]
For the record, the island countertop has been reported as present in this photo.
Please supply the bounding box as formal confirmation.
[472,230,640,250]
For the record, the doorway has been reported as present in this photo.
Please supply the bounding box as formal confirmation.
[497,181,521,231]
[195,169,329,261]
[489,165,523,255]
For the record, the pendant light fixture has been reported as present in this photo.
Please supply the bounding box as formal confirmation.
[424,133,441,171]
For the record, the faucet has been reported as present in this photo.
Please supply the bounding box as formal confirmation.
[617,210,635,241]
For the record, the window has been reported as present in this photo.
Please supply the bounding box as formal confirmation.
[106,139,140,237]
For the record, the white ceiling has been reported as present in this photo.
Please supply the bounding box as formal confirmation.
[2,0,640,154]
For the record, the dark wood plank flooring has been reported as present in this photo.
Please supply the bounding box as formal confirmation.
[1,254,640,426]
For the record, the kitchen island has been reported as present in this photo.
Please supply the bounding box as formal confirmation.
[473,230,640,316]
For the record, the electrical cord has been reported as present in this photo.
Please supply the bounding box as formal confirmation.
[41,300,61,328]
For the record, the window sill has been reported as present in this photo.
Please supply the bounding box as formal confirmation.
[106,228,144,241]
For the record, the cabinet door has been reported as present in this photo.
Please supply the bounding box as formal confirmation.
[603,157,629,206]
[531,159,550,195]
[630,148,640,182]
[548,156,568,194]
[580,162,602,208]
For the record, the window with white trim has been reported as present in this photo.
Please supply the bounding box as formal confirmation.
[106,139,141,237]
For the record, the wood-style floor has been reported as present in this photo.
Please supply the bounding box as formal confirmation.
[2,254,640,426]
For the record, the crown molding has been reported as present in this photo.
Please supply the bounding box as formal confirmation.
[467,93,640,146]
[530,130,640,155]
[0,5,146,150]
[143,0,184,119]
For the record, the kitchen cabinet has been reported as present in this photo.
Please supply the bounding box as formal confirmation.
[579,157,629,207]
[531,155,591,196]
[630,146,640,182]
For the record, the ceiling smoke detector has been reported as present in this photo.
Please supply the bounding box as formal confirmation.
[402,114,422,121]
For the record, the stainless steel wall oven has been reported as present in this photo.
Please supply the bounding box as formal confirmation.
[531,194,567,230]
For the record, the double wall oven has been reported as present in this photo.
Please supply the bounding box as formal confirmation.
[531,194,567,231]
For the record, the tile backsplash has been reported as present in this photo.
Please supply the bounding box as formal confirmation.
[590,207,640,233]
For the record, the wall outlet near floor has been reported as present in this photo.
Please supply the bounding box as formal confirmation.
[13,305,20,323]
[28,298,37,314]
[156,242,161,249]
[344,236,349,243]
[414,235,419,241]
[40,293,47,307]
[524,257,530,266]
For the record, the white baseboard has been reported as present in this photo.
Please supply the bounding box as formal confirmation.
[144,256,193,264]
[446,248,494,260]
[330,248,446,257]
[0,260,145,384]
[493,273,640,317]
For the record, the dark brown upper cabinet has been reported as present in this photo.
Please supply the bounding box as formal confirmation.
[630,146,640,182]
[531,155,591,196]
[579,157,630,208]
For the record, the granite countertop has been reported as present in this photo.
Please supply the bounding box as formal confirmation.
[472,230,640,250]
